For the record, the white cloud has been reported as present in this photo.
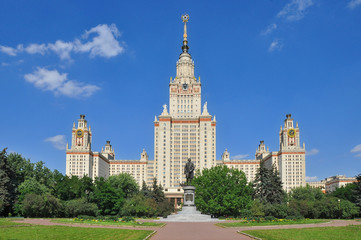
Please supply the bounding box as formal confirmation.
[25,43,47,55]
[306,148,319,156]
[45,135,66,150]
[277,0,314,21]
[0,24,124,60]
[0,45,18,56]
[351,144,361,157]
[268,39,283,52]
[24,67,100,98]
[348,0,361,9]
[48,40,74,60]
[232,154,250,160]
[75,24,124,58]
[261,23,277,35]
[306,176,318,182]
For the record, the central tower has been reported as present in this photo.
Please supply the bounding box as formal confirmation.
[154,14,216,189]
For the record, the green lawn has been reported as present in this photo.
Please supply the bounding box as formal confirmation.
[0,225,154,240]
[52,218,164,227]
[0,218,27,226]
[217,219,328,227]
[242,225,361,240]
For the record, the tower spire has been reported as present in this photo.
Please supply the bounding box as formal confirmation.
[181,14,189,53]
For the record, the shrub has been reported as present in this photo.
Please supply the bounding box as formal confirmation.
[121,216,135,222]
[65,198,98,217]
[121,194,157,217]
[22,193,63,217]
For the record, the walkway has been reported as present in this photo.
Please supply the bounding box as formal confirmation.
[14,219,361,240]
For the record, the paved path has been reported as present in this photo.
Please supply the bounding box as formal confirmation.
[14,219,361,240]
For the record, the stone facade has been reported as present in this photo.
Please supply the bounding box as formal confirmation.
[65,16,307,193]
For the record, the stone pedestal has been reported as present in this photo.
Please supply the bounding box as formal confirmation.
[159,185,222,222]
[183,185,195,206]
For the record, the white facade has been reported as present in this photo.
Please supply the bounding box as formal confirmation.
[66,115,151,186]
[221,114,306,192]
[153,18,216,189]
[324,175,357,193]
[65,16,308,194]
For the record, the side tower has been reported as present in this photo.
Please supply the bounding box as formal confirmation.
[154,14,216,189]
[278,114,306,191]
[66,114,93,178]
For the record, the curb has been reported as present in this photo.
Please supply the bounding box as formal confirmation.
[238,231,262,240]
[144,230,157,240]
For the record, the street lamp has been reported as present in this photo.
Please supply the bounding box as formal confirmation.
[338,199,341,219]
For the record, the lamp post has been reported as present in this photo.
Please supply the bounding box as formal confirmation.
[338,199,341,219]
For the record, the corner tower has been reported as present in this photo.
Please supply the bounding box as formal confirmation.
[154,14,216,189]
[278,114,306,191]
[66,114,93,178]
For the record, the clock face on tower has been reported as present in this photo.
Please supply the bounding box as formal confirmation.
[287,128,296,138]
[76,129,84,138]
[183,83,188,90]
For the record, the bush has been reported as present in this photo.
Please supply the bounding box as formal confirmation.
[22,193,63,217]
[121,194,158,217]
[263,203,288,219]
[121,216,135,222]
[0,199,4,214]
[65,198,98,217]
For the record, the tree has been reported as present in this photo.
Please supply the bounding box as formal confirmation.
[121,193,158,217]
[253,162,286,204]
[290,185,325,202]
[353,174,361,209]
[92,177,124,215]
[192,165,253,217]
[140,180,151,198]
[0,148,16,216]
[22,193,63,217]
[7,152,34,187]
[65,198,98,217]
[108,173,138,199]
[330,183,356,203]
[150,178,165,203]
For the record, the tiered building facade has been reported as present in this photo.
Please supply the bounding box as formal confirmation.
[66,15,307,196]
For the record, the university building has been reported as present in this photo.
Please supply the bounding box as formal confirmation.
[65,15,307,198]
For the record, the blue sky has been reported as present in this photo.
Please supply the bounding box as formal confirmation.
[1,0,361,182]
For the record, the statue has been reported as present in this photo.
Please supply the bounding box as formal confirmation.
[184,158,195,185]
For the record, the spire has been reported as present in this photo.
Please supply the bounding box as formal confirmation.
[181,14,189,53]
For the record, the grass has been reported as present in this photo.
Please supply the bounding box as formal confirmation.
[242,225,361,240]
[52,218,164,227]
[0,218,27,226]
[217,219,328,227]
[0,224,154,240]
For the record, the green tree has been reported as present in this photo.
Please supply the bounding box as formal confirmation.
[290,185,325,201]
[353,174,361,209]
[253,162,285,204]
[92,177,124,215]
[192,165,253,217]
[150,178,165,203]
[7,152,34,187]
[330,183,356,203]
[121,193,158,217]
[65,198,98,217]
[0,148,16,216]
[108,173,138,199]
[22,193,63,217]
[140,180,151,198]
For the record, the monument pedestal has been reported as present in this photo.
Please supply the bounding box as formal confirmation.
[183,185,195,206]
[159,185,222,222]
